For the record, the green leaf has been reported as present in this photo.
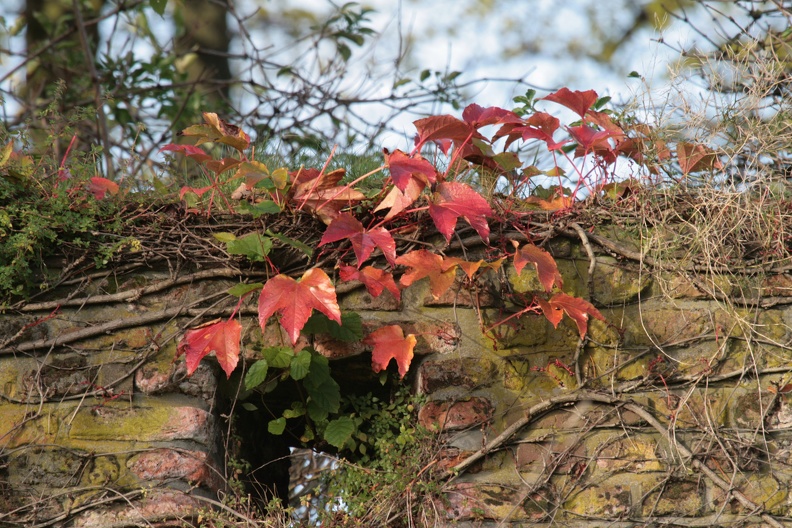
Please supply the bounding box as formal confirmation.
[263,346,294,368]
[628,71,641,78]
[324,416,356,449]
[227,282,264,297]
[238,200,281,218]
[593,96,611,110]
[302,311,363,342]
[268,417,287,435]
[304,354,340,417]
[244,359,269,390]
[283,402,306,419]
[266,230,314,257]
[226,232,272,261]
[493,152,522,172]
[150,0,167,16]
[290,349,312,380]
[213,232,237,243]
[420,69,431,82]
[337,42,351,61]
[241,402,258,411]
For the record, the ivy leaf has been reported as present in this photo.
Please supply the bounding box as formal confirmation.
[513,243,563,292]
[225,232,272,262]
[289,167,365,224]
[429,182,493,243]
[244,359,269,390]
[88,177,119,199]
[180,112,250,152]
[540,88,599,118]
[319,213,396,267]
[258,268,341,344]
[339,265,401,301]
[373,175,426,220]
[324,416,356,449]
[384,149,437,192]
[303,311,364,342]
[540,292,606,338]
[177,318,241,378]
[396,249,458,299]
[413,114,472,149]
[263,346,294,368]
[677,142,723,175]
[364,325,417,378]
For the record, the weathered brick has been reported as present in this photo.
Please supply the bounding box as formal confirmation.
[71,490,205,527]
[419,397,493,431]
[127,448,223,490]
[419,357,497,393]
[424,274,499,307]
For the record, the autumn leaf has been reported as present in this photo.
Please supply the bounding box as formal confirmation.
[88,177,119,199]
[396,249,458,299]
[159,143,213,164]
[495,112,568,151]
[461,103,523,128]
[540,87,598,118]
[373,175,426,220]
[288,167,365,224]
[364,325,417,378]
[429,182,493,243]
[177,318,241,378]
[384,149,437,192]
[523,194,574,211]
[413,114,474,149]
[180,112,250,151]
[319,213,396,267]
[339,265,401,301]
[513,243,563,292]
[538,292,606,339]
[258,268,341,344]
[677,142,723,175]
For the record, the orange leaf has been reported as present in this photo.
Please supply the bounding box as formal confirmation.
[396,249,458,299]
[258,268,341,344]
[677,142,723,175]
[320,213,396,267]
[364,325,417,378]
[373,175,426,220]
[513,243,563,292]
[289,167,365,224]
[178,318,241,378]
[339,265,401,301]
[88,177,119,199]
[429,182,493,243]
[544,292,606,338]
[524,194,573,211]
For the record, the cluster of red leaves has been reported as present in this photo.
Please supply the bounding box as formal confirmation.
[172,88,720,381]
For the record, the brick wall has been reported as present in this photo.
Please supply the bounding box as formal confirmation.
[1,236,791,526]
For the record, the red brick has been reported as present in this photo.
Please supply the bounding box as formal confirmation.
[128,448,223,491]
[418,398,493,431]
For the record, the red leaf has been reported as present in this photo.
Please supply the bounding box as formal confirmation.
[88,177,119,199]
[540,88,598,118]
[364,325,417,378]
[462,104,523,128]
[513,243,563,292]
[566,124,618,154]
[289,167,365,224]
[373,176,426,220]
[258,268,341,344]
[429,182,493,243]
[396,249,457,299]
[179,185,214,200]
[496,112,568,151]
[413,114,472,149]
[543,292,606,338]
[159,143,213,164]
[178,318,241,379]
[384,149,438,192]
[677,142,723,175]
[339,265,401,301]
[319,213,396,267]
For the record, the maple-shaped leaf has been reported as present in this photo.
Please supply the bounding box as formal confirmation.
[513,243,563,292]
[179,185,214,200]
[88,177,119,199]
[567,124,619,154]
[540,88,598,118]
[429,182,493,243]
[496,112,568,151]
[462,104,523,128]
[384,149,438,192]
[177,318,241,378]
[180,112,250,152]
[319,213,396,267]
[539,292,606,339]
[373,176,426,220]
[364,325,417,378]
[443,256,503,280]
[339,265,401,301]
[258,268,341,344]
[413,114,474,149]
[396,249,458,299]
[677,142,723,175]
[288,167,365,224]
[159,143,213,163]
